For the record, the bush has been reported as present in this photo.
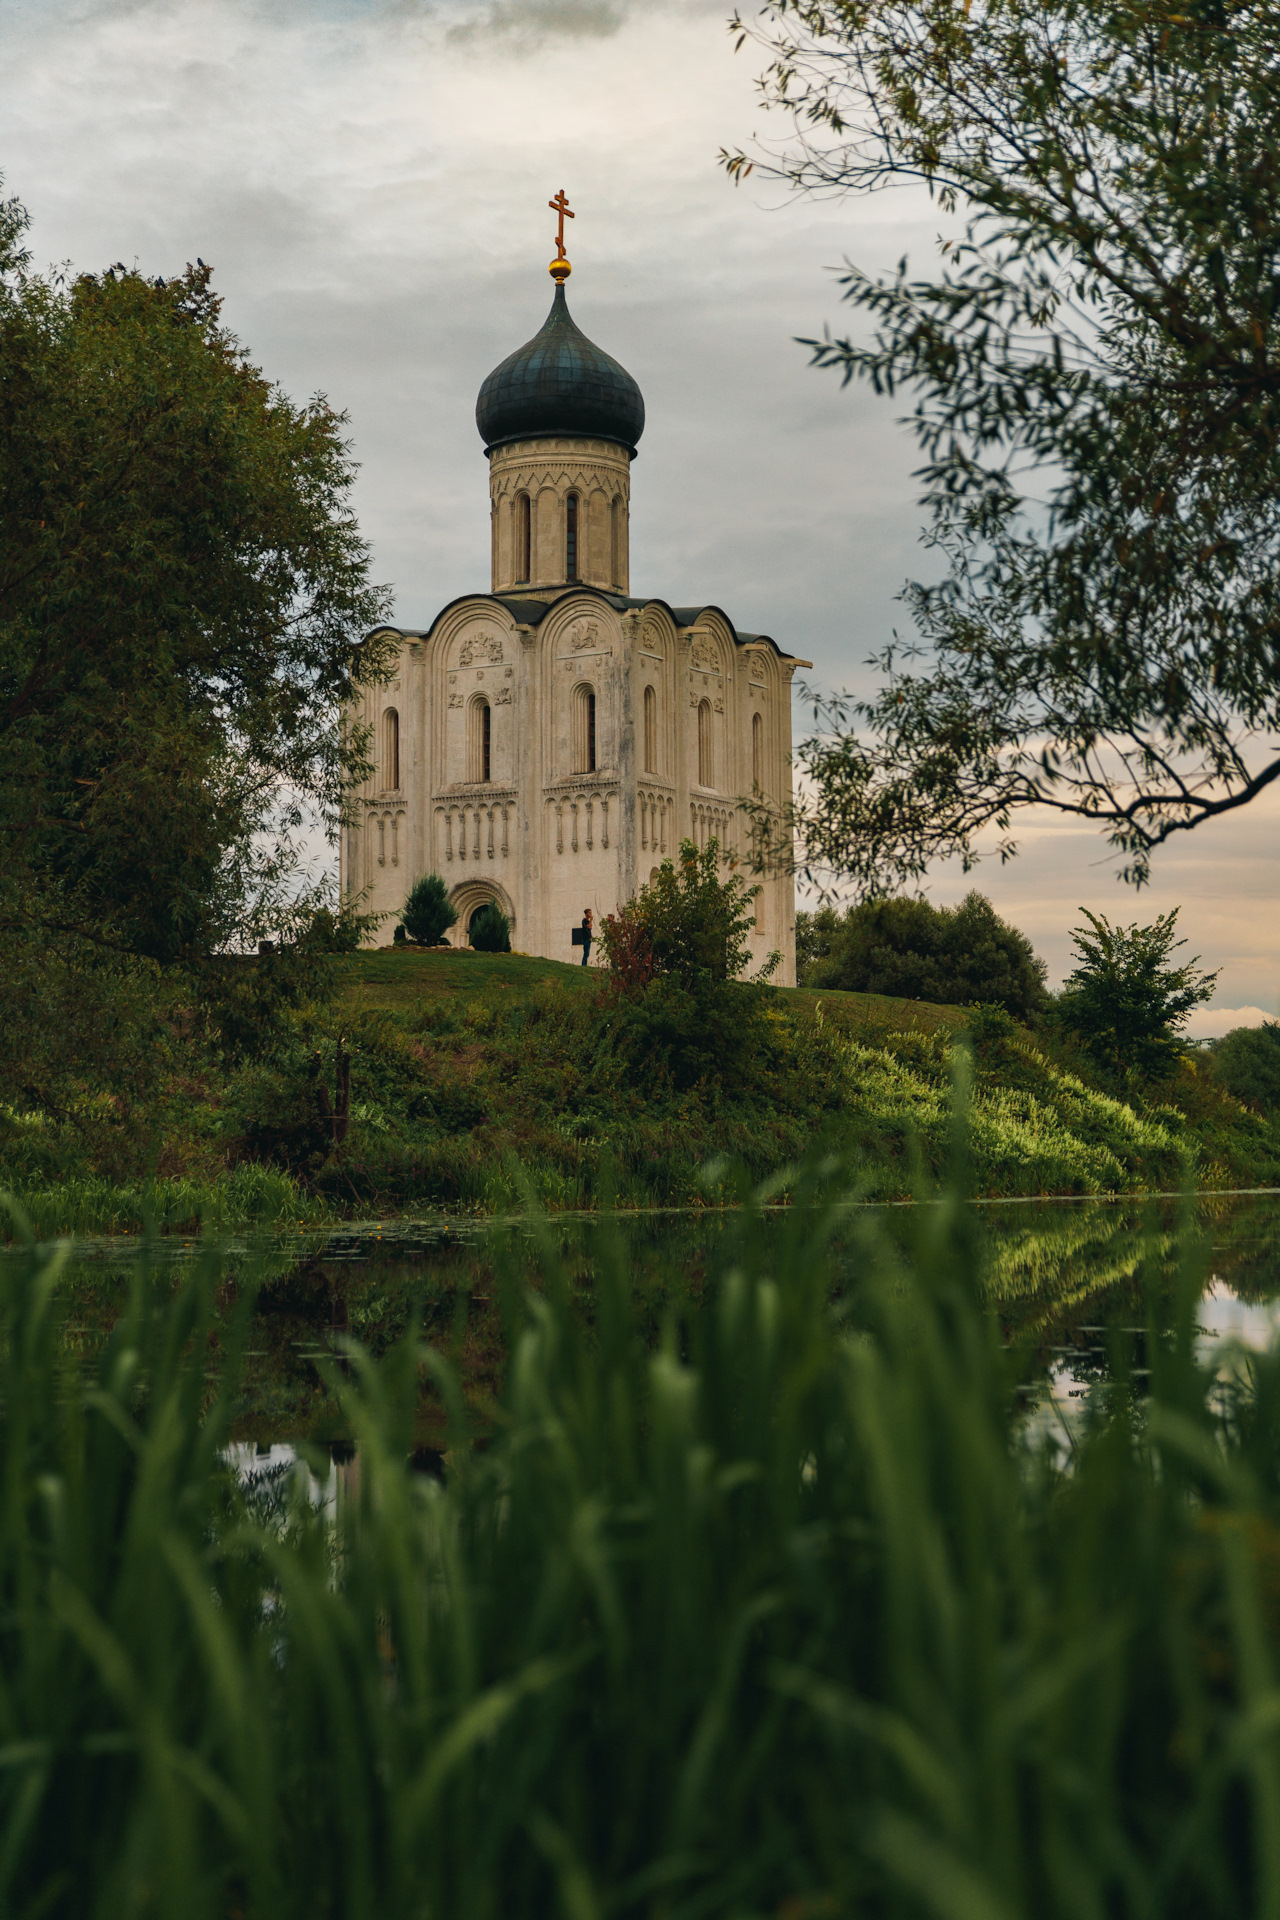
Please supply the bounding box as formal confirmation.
[7,1151,1280,1914]
[597,841,775,1087]
[805,890,1048,1020]
[468,903,511,953]
[402,873,457,947]
[1210,1020,1280,1114]
[603,838,770,988]
[1057,906,1217,1080]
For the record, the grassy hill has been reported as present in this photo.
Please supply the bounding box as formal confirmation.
[4,946,1276,1237]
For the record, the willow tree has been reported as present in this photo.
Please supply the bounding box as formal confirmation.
[727,1,1280,889]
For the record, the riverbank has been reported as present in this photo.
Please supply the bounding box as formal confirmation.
[3,948,1277,1238]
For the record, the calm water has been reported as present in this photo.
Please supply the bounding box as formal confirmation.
[17,1189,1280,1452]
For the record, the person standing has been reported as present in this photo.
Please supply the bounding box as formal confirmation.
[579,908,593,966]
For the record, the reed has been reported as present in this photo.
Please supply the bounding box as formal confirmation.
[2,1138,1279,1917]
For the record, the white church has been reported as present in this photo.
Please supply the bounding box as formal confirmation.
[341,208,807,983]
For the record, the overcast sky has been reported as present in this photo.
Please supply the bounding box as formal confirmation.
[3,0,1277,1025]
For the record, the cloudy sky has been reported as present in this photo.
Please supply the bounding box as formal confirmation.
[3,0,1277,1025]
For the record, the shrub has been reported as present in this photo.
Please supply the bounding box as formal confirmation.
[598,841,775,1087]
[1057,906,1217,1080]
[468,903,511,953]
[1210,1019,1280,1114]
[402,873,457,947]
[805,890,1049,1019]
[795,903,843,980]
[221,1037,350,1171]
[600,839,772,989]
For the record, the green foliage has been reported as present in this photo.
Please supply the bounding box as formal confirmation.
[803,889,1048,1019]
[467,903,511,953]
[596,840,776,1090]
[795,902,843,980]
[7,1156,1280,1913]
[402,873,457,948]
[1057,906,1217,1080]
[0,177,391,979]
[8,944,1280,1229]
[728,6,1280,885]
[604,838,768,988]
[0,1162,320,1238]
[1211,1021,1280,1116]
[221,1043,343,1174]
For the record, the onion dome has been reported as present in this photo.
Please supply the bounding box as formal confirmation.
[476,283,645,456]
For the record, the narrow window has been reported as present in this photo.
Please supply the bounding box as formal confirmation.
[468,697,491,783]
[565,491,579,582]
[382,708,400,790]
[573,682,597,773]
[643,684,657,774]
[752,711,763,790]
[611,497,624,588]
[697,698,713,788]
[517,493,531,582]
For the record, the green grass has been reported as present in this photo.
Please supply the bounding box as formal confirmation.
[0,1163,332,1240]
[339,945,592,1011]
[6,1146,1280,1916]
[4,949,1278,1236]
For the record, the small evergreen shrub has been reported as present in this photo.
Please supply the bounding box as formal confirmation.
[402,873,458,947]
[468,903,511,953]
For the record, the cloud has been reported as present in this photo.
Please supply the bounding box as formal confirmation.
[447,0,627,41]
[444,0,725,44]
[1186,1005,1277,1041]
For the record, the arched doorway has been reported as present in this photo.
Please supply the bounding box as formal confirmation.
[446,880,516,949]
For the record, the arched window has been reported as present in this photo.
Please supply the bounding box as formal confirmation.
[468,697,491,783]
[643,684,657,775]
[752,710,763,791]
[573,682,597,774]
[611,496,624,588]
[517,492,531,582]
[697,698,713,788]
[382,708,400,790]
[565,491,579,582]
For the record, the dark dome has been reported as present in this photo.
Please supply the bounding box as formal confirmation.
[476,285,645,455]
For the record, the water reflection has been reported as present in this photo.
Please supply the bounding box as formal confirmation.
[16,1190,1280,1453]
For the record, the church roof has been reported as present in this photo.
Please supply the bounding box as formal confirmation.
[380,588,809,667]
[476,286,645,455]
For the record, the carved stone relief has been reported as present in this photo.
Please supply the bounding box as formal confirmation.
[458,633,504,667]
[564,618,602,653]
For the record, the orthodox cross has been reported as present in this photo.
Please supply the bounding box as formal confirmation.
[549,189,575,260]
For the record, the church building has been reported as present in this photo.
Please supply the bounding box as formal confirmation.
[341,202,808,983]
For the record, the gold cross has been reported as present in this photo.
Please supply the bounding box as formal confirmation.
[549,188,575,260]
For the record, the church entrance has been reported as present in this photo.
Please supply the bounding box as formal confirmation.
[446,880,516,950]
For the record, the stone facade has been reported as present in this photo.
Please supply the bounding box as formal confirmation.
[341,276,809,981]
[489,436,631,595]
[343,583,805,982]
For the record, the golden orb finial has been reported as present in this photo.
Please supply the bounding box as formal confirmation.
[548,188,575,284]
